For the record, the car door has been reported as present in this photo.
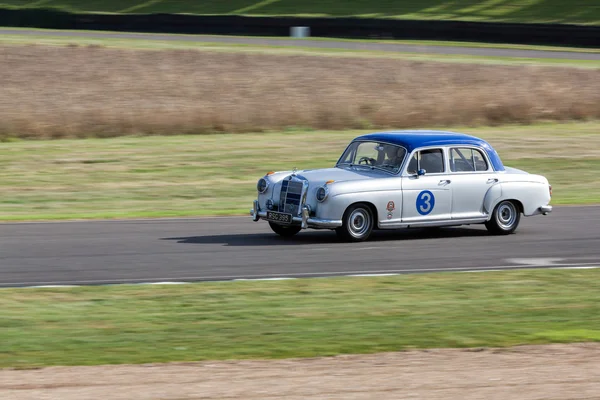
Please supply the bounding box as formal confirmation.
[401,148,452,223]
[448,147,499,219]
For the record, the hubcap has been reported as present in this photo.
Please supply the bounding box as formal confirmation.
[348,208,371,238]
[496,202,517,230]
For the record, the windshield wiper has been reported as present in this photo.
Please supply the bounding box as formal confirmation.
[337,162,360,169]
[379,163,398,169]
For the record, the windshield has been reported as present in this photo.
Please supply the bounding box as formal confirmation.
[337,141,407,173]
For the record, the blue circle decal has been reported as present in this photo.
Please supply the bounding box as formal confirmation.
[416,190,435,215]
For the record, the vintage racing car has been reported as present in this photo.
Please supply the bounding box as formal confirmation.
[250,130,552,242]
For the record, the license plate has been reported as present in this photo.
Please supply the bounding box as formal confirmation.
[266,211,293,224]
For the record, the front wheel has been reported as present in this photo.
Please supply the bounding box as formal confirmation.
[335,204,374,242]
[485,200,521,235]
[269,222,302,238]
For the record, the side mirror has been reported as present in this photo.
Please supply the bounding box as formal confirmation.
[417,169,426,176]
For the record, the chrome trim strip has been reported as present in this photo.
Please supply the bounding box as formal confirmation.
[378,217,488,229]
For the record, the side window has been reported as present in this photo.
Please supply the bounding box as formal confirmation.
[406,149,445,174]
[450,148,489,172]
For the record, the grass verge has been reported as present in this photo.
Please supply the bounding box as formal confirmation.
[0,122,598,221]
[0,0,598,25]
[2,269,600,368]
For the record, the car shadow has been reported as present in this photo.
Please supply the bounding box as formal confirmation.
[162,226,490,247]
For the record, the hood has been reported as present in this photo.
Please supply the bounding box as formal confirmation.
[295,166,390,187]
[263,166,396,206]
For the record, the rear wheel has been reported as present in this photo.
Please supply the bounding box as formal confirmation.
[485,200,521,235]
[269,222,302,237]
[335,204,374,242]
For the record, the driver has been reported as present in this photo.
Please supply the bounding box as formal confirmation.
[382,146,405,168]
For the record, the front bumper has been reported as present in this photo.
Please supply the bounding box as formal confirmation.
[250,200,342,229]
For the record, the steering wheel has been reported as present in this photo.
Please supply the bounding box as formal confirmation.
[358,157,376,165]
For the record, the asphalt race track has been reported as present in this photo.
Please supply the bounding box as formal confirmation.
[1,28,599,60]
[0,206,599,288]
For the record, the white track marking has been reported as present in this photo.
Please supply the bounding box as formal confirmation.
[0,265,526,287]
[24,285,78,288]
[549,262,599,267]
[3,263,599,289]
[507,258,564,266]
[234,277,295,281]
[460,270,503,273]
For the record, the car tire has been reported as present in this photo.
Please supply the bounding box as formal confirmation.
[485,200,521,235]
[269,222,302,237]
[335,204,374,242]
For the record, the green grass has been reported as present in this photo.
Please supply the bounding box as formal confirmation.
[1,0,598,25]
[2,269,600,368]
[0,122,598,221]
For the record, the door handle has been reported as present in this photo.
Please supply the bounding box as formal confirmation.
[487,178,499,184]
[439,179,451,185]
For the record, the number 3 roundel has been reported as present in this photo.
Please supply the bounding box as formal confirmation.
[416,190,435,215]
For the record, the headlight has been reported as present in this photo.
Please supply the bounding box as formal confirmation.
[257,178,269,194]
[316,186,328,202]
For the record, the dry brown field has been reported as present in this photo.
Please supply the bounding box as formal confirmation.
[1,44,599,139]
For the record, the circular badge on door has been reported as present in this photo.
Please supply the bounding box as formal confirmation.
[416,190,435,215]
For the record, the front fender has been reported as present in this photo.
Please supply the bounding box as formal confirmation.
[315,190,402,224]
[315,193,360,222]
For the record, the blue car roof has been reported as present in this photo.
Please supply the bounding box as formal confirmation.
[354,130,505,171]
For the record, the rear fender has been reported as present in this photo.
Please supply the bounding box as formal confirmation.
[486,182,551,217]
[482,182,503,215]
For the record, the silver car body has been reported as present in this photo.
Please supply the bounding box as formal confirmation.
[251,130,552,234]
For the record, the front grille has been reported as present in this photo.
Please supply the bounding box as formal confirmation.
[279,179,304,215]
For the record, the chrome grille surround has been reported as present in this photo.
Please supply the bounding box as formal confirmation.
[279,175,309,216]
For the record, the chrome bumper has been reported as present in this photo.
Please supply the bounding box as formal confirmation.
[539,205,552,215]
[251,200,260,221]
[250,200,341,229]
